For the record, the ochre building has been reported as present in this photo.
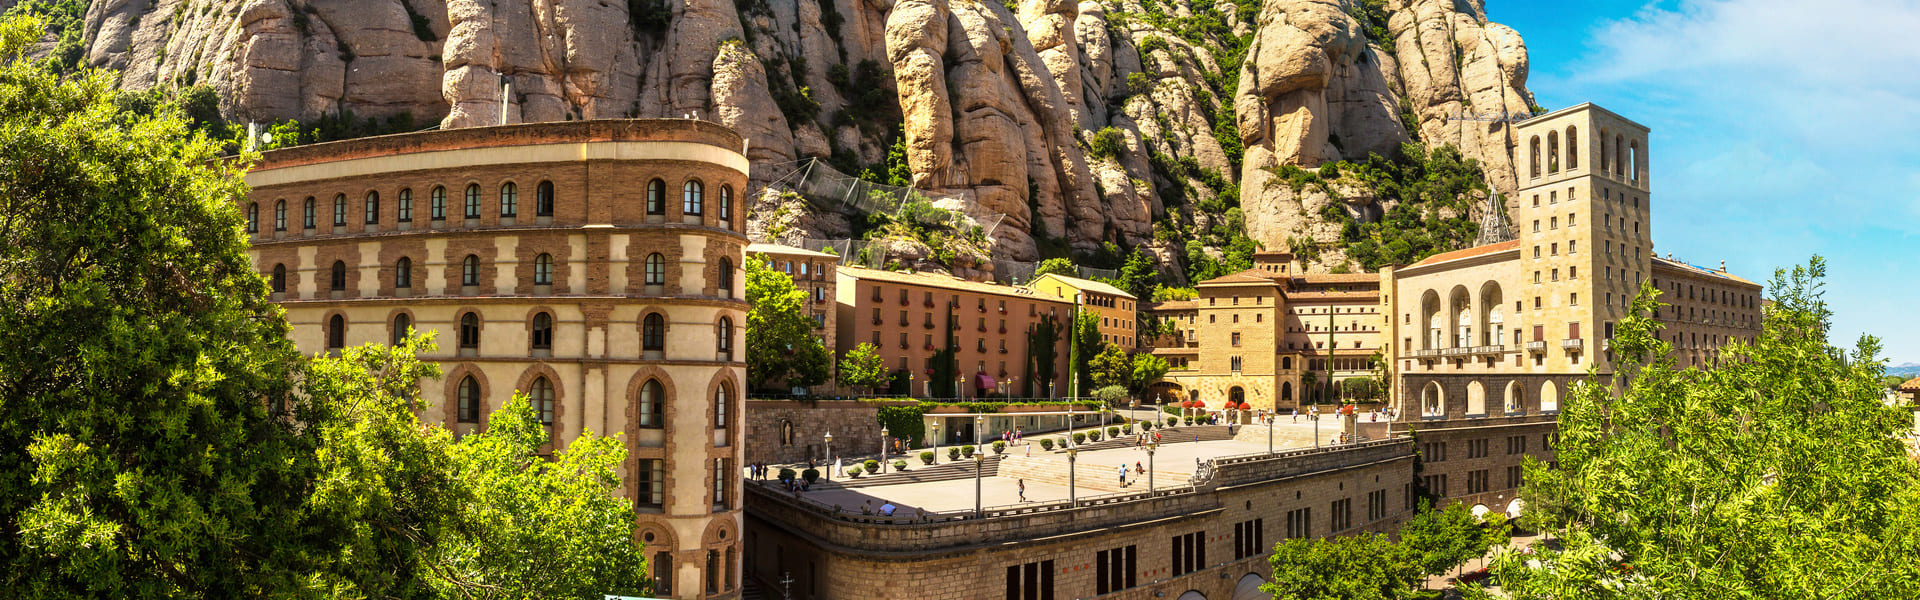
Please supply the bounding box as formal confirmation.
[834,266,1073,404]
[1029,273,1140,349]
[240,120,750,599]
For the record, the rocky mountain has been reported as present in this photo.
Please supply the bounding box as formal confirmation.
[37,0,1534,279]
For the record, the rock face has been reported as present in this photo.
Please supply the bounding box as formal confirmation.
[71,0,1532,274]
[1236,0,1533,260]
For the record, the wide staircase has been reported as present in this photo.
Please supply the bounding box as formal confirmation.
[1040,424,1238,453]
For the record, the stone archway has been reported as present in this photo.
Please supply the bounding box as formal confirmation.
[1422,381,1445,417]
[1231,573,1266,600]
[1177,591,1208,600]
[1540,380,1560,412]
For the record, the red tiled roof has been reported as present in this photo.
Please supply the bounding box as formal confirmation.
[1145,300,1198,312]
[1199,268,1286,286]
[1295,273,1380,284]
[1900,376,1920,392]
[1409,240,1521,267]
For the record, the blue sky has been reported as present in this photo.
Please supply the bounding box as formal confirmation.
[1486,0,1920,364]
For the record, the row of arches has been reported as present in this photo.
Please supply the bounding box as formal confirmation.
[1528,126,1641,183]
[1418,282,1504,350]
[1417,379,1561,417]
[321,309,736,363]
[245,178,739,235]
[442,367,738,432]
[270,254,736,299]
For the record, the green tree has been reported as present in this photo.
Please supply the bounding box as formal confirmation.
[1028,314,1062,397]
[1129,352,1171,398]
[1113,248,1158,300]
[929,306,960,398]
[1150,285,1198,301]
[837,342,892,394]
[1090,343,1133,391]
[1033,257,1078,281]
[300,335,652,599]
[1070,310,1103,395]
[1338,376,1380,401]
[1263,533,1425,600]
[745,256,831,391]
[1475,258,1920,599]
[1399,499,1500,579]
[0,19,315,595]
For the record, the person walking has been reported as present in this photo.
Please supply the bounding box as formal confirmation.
[1292,408,1299,423]
[1118,464,1129,487]
[1018,478,1028,502]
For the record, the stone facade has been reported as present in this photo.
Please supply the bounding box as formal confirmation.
[745,400,914,465]
[240,119,749,600]
[745,440,1416,600]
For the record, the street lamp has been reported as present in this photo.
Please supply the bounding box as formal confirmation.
[974,452,985,517]
[1067,447,1078,505]
[880,425,889,473]
[974,415,984,449]
[824,431,834,480]
[1146,441,1157,492]
[1267,411,1274,455]
[1066,404,1075,447]
[931,422,941,465]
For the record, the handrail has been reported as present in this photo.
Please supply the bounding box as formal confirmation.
[747,478,1198,525]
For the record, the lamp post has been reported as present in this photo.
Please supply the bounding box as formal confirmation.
[1146,441,1157,492]
[931,422,941,465]
[974,415,984,450]
[1267,412,1274,455]
[824,431,834,480]
[957,376,964,401]
[1067,404,1075,447]
[974,452,984,517]
[1067,447,1078,505]
[879,425,889,473]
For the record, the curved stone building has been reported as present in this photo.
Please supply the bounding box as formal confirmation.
[241,120,748,599]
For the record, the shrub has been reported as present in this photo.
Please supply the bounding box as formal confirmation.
[1088,127,1126,160]
[1089,430,1103,442]
[779,467,797,481]
[802,468,820,483]
[1165,417,1177,427]
[1139,35,1169,55]
[893,459,908,471]
[961,445,976,457]
[920,451,936,465]
[1107,426,1121,437]
[993,440,1007,454]
[1073,432,1087,445]
[846,466,863,477]
[863,459,880,473]
[1184,417,1194,425]
[1040,438,1056,450]
[1127,72,1155,96]
[949,447,961,460]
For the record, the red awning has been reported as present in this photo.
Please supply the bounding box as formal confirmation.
[975,373,996,388]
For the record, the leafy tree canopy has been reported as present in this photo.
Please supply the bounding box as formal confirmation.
[837,342,892,393]
[1475,257,1920,600]
[1090,343,1133,391]
[746,256,831,391]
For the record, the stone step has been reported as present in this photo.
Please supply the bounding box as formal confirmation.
[820,455,1004,488]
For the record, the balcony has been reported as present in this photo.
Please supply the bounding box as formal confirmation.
[1525,341,1547,353]
[1601,339,1612,352]
[1409,345,1506,359]
[1561,338,1584,350]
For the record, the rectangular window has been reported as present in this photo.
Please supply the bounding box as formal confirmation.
[1004,560,1055,600]
[1423,474,1448,497]
[1231,332,1241,347]
[713,458,731,510]
[1507,465,1524,489]
[1170,531,1205,576]
[1467,439,1488,459]
[1422,442,1447,462]
[1367,489,1389,521]
[636,459,664,507]
[1094,546,1137,595]
[1330,499,1352,532]
[1507,435,1527,455]
[1285,508,1312,539]
[1233,519,1266,560]
[1467,469,1490,494]
[1230,356,1243,371]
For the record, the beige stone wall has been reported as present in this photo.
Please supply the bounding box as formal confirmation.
[242,121,749,600]
[744,400,913,465]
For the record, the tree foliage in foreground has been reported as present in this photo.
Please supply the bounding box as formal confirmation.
[1266,500,1506,600]
[745,256,830,391]
[0,21,649,598]
[1471,257,1920,600]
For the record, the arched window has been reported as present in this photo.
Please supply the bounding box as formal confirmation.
[271,264,286,293]
[1628,141,1640,182]
[683,180,704,215]
[364,191,380,224]
[717,317,733,359]
[246,202,259,233]
[499,182,517,217]
[273,200,287,231]
[332,194,347,226]
[430,186,447,220]
[536,181,554,217]
[646,179,665,215]
[718,185,734,228]
[714,381,732,428]
[645,253,666,286]
[531,377,555,427]
[391,313,411,346]
[462,255,480,287]
[638,379,665,428]
[1547,131,1560,173]
[533,253,553,286]
[531,312,553,351]
[717,257,734,297]
[395,257,412,289]
[1615,135,1626,177]
[327,314,345,350]
[1565,126,1579,169]
[464,184,481,218]
[330,260,347,291]
[1599,131,1611,173]
[1529,136,1541,178]
[459,312,481,350]
[457,376,480,423]
[642,313,665,352]
[397,188,413,222]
